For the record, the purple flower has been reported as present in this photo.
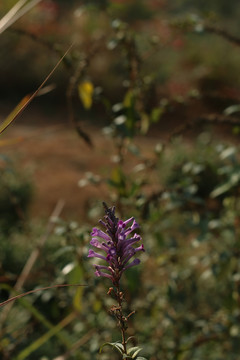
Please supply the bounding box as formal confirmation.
[88,203,144,285]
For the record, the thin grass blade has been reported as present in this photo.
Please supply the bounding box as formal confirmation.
[0,44,73,135]
[0,0,42,35]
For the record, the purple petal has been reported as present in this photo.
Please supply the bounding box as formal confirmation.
[121,248,136,265]
[117,235,141,252]
[95,269,112,279]
[88,249,107,261]
[125,220,139,235]
[123,258,140,271]
[89,207,144,282]
[116,221,126,235]
[106,252,118,266]
[123,217,134,226]
[99,219,107,228]
[118,232,126,242]
[90,238,110,252]
[91,228,111,242]
[108,247,117,256]
[94,265,110,271]
[135,244,145,252]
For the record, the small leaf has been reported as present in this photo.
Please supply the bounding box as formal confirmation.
[223,104,240,116]
[150,107,164,123]
[232,126,240,135]
[73,286,83,312]
[127,346,143,358]
[108,167,126,196]
[210,182,233,198]
[99,341,124,355]
[78,81,94,109]
[140,112,150,134]
[123,89,134,108]
[69,265,84,312]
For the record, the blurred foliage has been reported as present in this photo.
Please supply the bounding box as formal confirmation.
[0,0,240,105]
[0,156,32,235]
[2,135,240,359]
[1,1,240,360]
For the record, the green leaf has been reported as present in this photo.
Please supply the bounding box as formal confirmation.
[232,126,240,135]
[150,107,164,123]
[123,89,135,108]
[127,346,143,358]
[73,286,83,312]
[140,112,150,134]
[99,341,124,355]
[108,167,126,196]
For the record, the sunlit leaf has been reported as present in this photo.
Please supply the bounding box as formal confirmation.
[73,286,83,312]
[78,80,94,109]
[150,107,164,123]
[68,264,84,312]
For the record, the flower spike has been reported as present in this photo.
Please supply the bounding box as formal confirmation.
[88,203,144,285]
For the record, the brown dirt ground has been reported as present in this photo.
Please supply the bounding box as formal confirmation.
[0,100,235,223]
[0,105,158,222]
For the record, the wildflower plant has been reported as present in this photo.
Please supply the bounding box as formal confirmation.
[88,202,146,359]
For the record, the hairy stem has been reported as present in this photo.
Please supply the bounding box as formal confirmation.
[112,282,128,355]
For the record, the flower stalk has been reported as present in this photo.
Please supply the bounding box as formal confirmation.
[88,202,144,356]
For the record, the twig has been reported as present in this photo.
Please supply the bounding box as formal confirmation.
[66,58,93,147]
[9,28,72,69]
[66,36,106,146]
[204,25,240,47]
[168,113,240,142]
[0,284,84,308]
